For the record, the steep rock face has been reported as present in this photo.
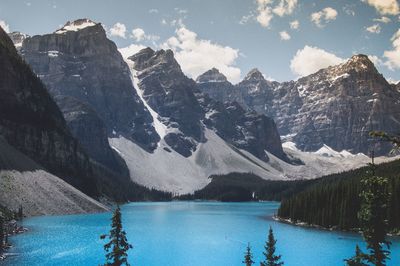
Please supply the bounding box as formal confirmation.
[128,48,204,157]
[20,19,159,151]
[7,31,28,50]
[0,25,97,196]
[127,47,287,161]
[287,55,400,154]
[198,93,287,161]
[198,55,400,155]
[54,95,130,176]
[196,68,244,105]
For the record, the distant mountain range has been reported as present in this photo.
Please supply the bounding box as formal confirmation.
[0,19,398,214]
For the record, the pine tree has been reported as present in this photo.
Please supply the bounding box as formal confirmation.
[358,172,391,266]
[243,243,254,266]
[100,205,133,266]
[345,151,391,266]
[345,245,368,266]
[260,226,283,266]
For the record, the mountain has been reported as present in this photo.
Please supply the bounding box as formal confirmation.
[197,55,400,155]
[54,95,129,176]
[0,136,107,216]
[128,48,203,157]
[0,24,171,215]
[11,19,391,195]
[20,19,159,153]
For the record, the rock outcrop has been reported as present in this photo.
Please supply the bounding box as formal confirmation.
[20,19,159,151]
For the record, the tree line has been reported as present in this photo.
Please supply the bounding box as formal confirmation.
[277,159,400,233]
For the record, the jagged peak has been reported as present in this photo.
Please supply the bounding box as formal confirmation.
[196,68,228,83]
[7,31,29,48]
[244,68,266,81]
[129,48,180,71]
[341,54,376,72]
[55,18,98,34]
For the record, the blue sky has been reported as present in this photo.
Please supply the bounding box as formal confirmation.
[0,0,399,83]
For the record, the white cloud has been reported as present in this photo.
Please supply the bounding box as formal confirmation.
[256,0,298,27]
[161,19,167,25]
[343,5,356,16]
[290,20,299,29]
[290,45,345,76]
[384,29,400,70]
[368,55,383,65]
[374,16,391,23]
[161,27,241,83]
[110,22,127,38]
[0,20,9,33]
[279,31,291,40]
[387,77,400,84]
[149,9,159,14]
[363,0,399,15]
[311,7,338,27]
[174,8,188,14]
[366,24,382,33]
[130,28,160,42]
[239,14,254,25]
[118,44,147,59]
[131,28,145,41]
[272,0,298,16]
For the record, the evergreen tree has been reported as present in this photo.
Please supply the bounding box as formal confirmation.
[100,205,133,266]
[243,243,254,266]
[17,205,23,220]
[345,245,368,266]
[260,226,283,266]
[358,172,391,265]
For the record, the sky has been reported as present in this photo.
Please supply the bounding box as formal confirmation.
[0,0,399,84]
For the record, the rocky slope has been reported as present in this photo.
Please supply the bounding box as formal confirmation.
[129,48,203,157]
[20,19,159,152]
[0,137,107,216]
[54,95,129,176]
[0,24,170,213]
[197,55,400,155]
[0,25,98,196]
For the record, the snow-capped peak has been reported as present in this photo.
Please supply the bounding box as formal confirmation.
[55,19,97,34]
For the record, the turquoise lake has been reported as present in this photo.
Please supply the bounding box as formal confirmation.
[3,202,400,265]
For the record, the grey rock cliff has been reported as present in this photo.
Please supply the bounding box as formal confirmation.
[20,19,159,151]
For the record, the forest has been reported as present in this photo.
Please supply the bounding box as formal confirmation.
[277,158,400,233]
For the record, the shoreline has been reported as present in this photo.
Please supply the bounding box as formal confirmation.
[0,220,28,261]
[273,216,400,237]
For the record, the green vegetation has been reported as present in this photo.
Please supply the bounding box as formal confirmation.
[260,227,284,266]
[242,243,255,266]
[277,159,400,233]
[101,206,133,266]
[177,172,316,202]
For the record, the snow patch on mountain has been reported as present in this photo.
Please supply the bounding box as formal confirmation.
[109,130,395,194]
[109,129,289,194]
[55,19,97,34]
[124,58,168,141]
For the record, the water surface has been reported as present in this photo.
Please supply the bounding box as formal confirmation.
[4,202,400,265]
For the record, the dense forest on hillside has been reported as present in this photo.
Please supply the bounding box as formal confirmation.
[277,159,400,233]
[177,172,317,201]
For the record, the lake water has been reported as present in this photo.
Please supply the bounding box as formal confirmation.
[3,202,400,266]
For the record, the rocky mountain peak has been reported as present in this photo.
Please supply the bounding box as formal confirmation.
[7,31,29,49]
[342,54,376,72]
[55,18,98,34]
[129,48,179,72]
[244,68,266,81]
[196,68,228,84]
